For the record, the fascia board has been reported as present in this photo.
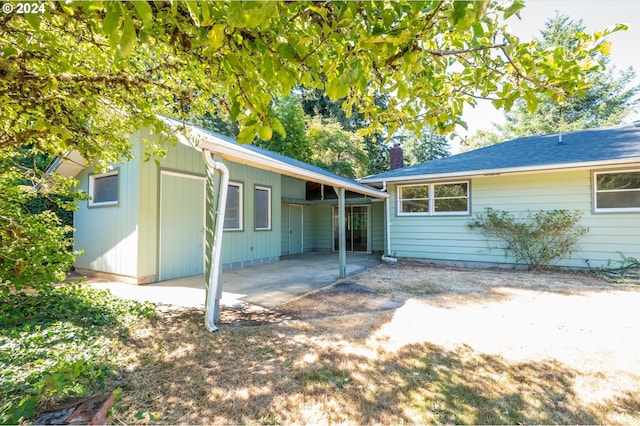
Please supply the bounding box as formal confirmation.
[188,127,388,200]
[360,158,640,184]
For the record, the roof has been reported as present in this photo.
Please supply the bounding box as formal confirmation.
[361,124,640,184]
[161,117,388,199]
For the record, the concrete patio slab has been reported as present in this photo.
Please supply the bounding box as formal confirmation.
[85,252,380,310]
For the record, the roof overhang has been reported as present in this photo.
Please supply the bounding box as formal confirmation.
[45,150,87,179]
[162,118,388,200]
[359,158,640,185]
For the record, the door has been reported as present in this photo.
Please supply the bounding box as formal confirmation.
[289,204,303,255]
[159,171,206,281]
[333,205,370,252]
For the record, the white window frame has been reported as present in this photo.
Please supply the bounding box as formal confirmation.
[88,170,119,207]
[593,169,640,213]
[398,181,470,216]
[224,182,243,231]
[254,185,272,231]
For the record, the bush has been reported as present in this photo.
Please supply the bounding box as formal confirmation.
[0,156,85,296]
[468,208,588,270]
[0,284,156,424]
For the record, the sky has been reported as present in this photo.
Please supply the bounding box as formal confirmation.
[458,0,640,144]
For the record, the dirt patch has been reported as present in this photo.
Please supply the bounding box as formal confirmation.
[108,262,640,425]
[279,280,403,320]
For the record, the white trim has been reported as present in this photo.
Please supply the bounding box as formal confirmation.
[397,181,469,216]
[254,185,272,230]
[88,170,119,207]
[593,169,640,213]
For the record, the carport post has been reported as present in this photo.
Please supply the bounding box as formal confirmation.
[335,186,347,278]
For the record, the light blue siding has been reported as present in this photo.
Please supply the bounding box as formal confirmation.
[159,172,205,280]
[73,136,141,279]
[388,169,640,268]
[219,160,282,268]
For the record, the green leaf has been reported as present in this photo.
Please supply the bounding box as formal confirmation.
[452,1,469,25]
[132,1,153,29]
[115,15,136,61]
[277,43,296,60]
[503,0,525,19]
[208,24,226,49]
[326,78,349,100]
[102,2,122,36]
[237,125,257,144]
[271,117,286,138]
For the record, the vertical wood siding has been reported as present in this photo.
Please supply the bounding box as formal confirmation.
[73,134,141,277]
[371,200,385,252]
[388,168,640,268]
[219,161,282,266]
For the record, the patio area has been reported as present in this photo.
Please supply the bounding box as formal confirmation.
[84,252,381,310]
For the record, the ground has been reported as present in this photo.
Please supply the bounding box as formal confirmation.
[108,262,640,425]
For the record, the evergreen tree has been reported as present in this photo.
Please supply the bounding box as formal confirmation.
[395,127,450,166]
[501,12,640,138]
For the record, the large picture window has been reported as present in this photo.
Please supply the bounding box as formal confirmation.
[89,170,119,207]
[398,181,469,215]
[594,170,640,212]
[224,182,243,230]
[254,185,272,230]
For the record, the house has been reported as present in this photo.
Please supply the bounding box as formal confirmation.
[54,118,388,285]
[360,123,640,269]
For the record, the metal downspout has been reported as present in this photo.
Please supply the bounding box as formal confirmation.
[202,150,229,333]
[382,181,391,255]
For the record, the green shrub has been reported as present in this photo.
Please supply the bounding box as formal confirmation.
[0,284,156,424]
[468,208,588,270]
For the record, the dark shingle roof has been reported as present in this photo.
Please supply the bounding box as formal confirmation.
[361,124,640,183]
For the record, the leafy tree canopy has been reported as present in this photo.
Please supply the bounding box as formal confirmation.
[2,0,622,166]
[462,11,639,149]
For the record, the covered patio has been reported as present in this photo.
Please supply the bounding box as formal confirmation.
[86,252,381,311]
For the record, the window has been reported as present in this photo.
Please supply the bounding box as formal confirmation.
[224,182,243,230]
[254,186,271,230]
[398,182,469,215]
[89,170,119,207]
[594,170,640,212]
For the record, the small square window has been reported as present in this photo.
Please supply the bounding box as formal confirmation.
[89,171,119,207]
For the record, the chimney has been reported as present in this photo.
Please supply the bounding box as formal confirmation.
[390,143,404,170]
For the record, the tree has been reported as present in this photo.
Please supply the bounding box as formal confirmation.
[0,0,622,289]
[307,117,369,178]
[301,88,391,175]
[253,95,311,162]
[400,127,451,165]
[475,12,639,144]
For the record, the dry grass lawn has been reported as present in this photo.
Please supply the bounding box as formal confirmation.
[108,262,640,425]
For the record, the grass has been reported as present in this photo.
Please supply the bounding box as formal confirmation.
[0,284,155,424]
[104,263,640,425]
[5,263,639,425]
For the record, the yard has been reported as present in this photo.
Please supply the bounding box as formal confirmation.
[108,262,640,424]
